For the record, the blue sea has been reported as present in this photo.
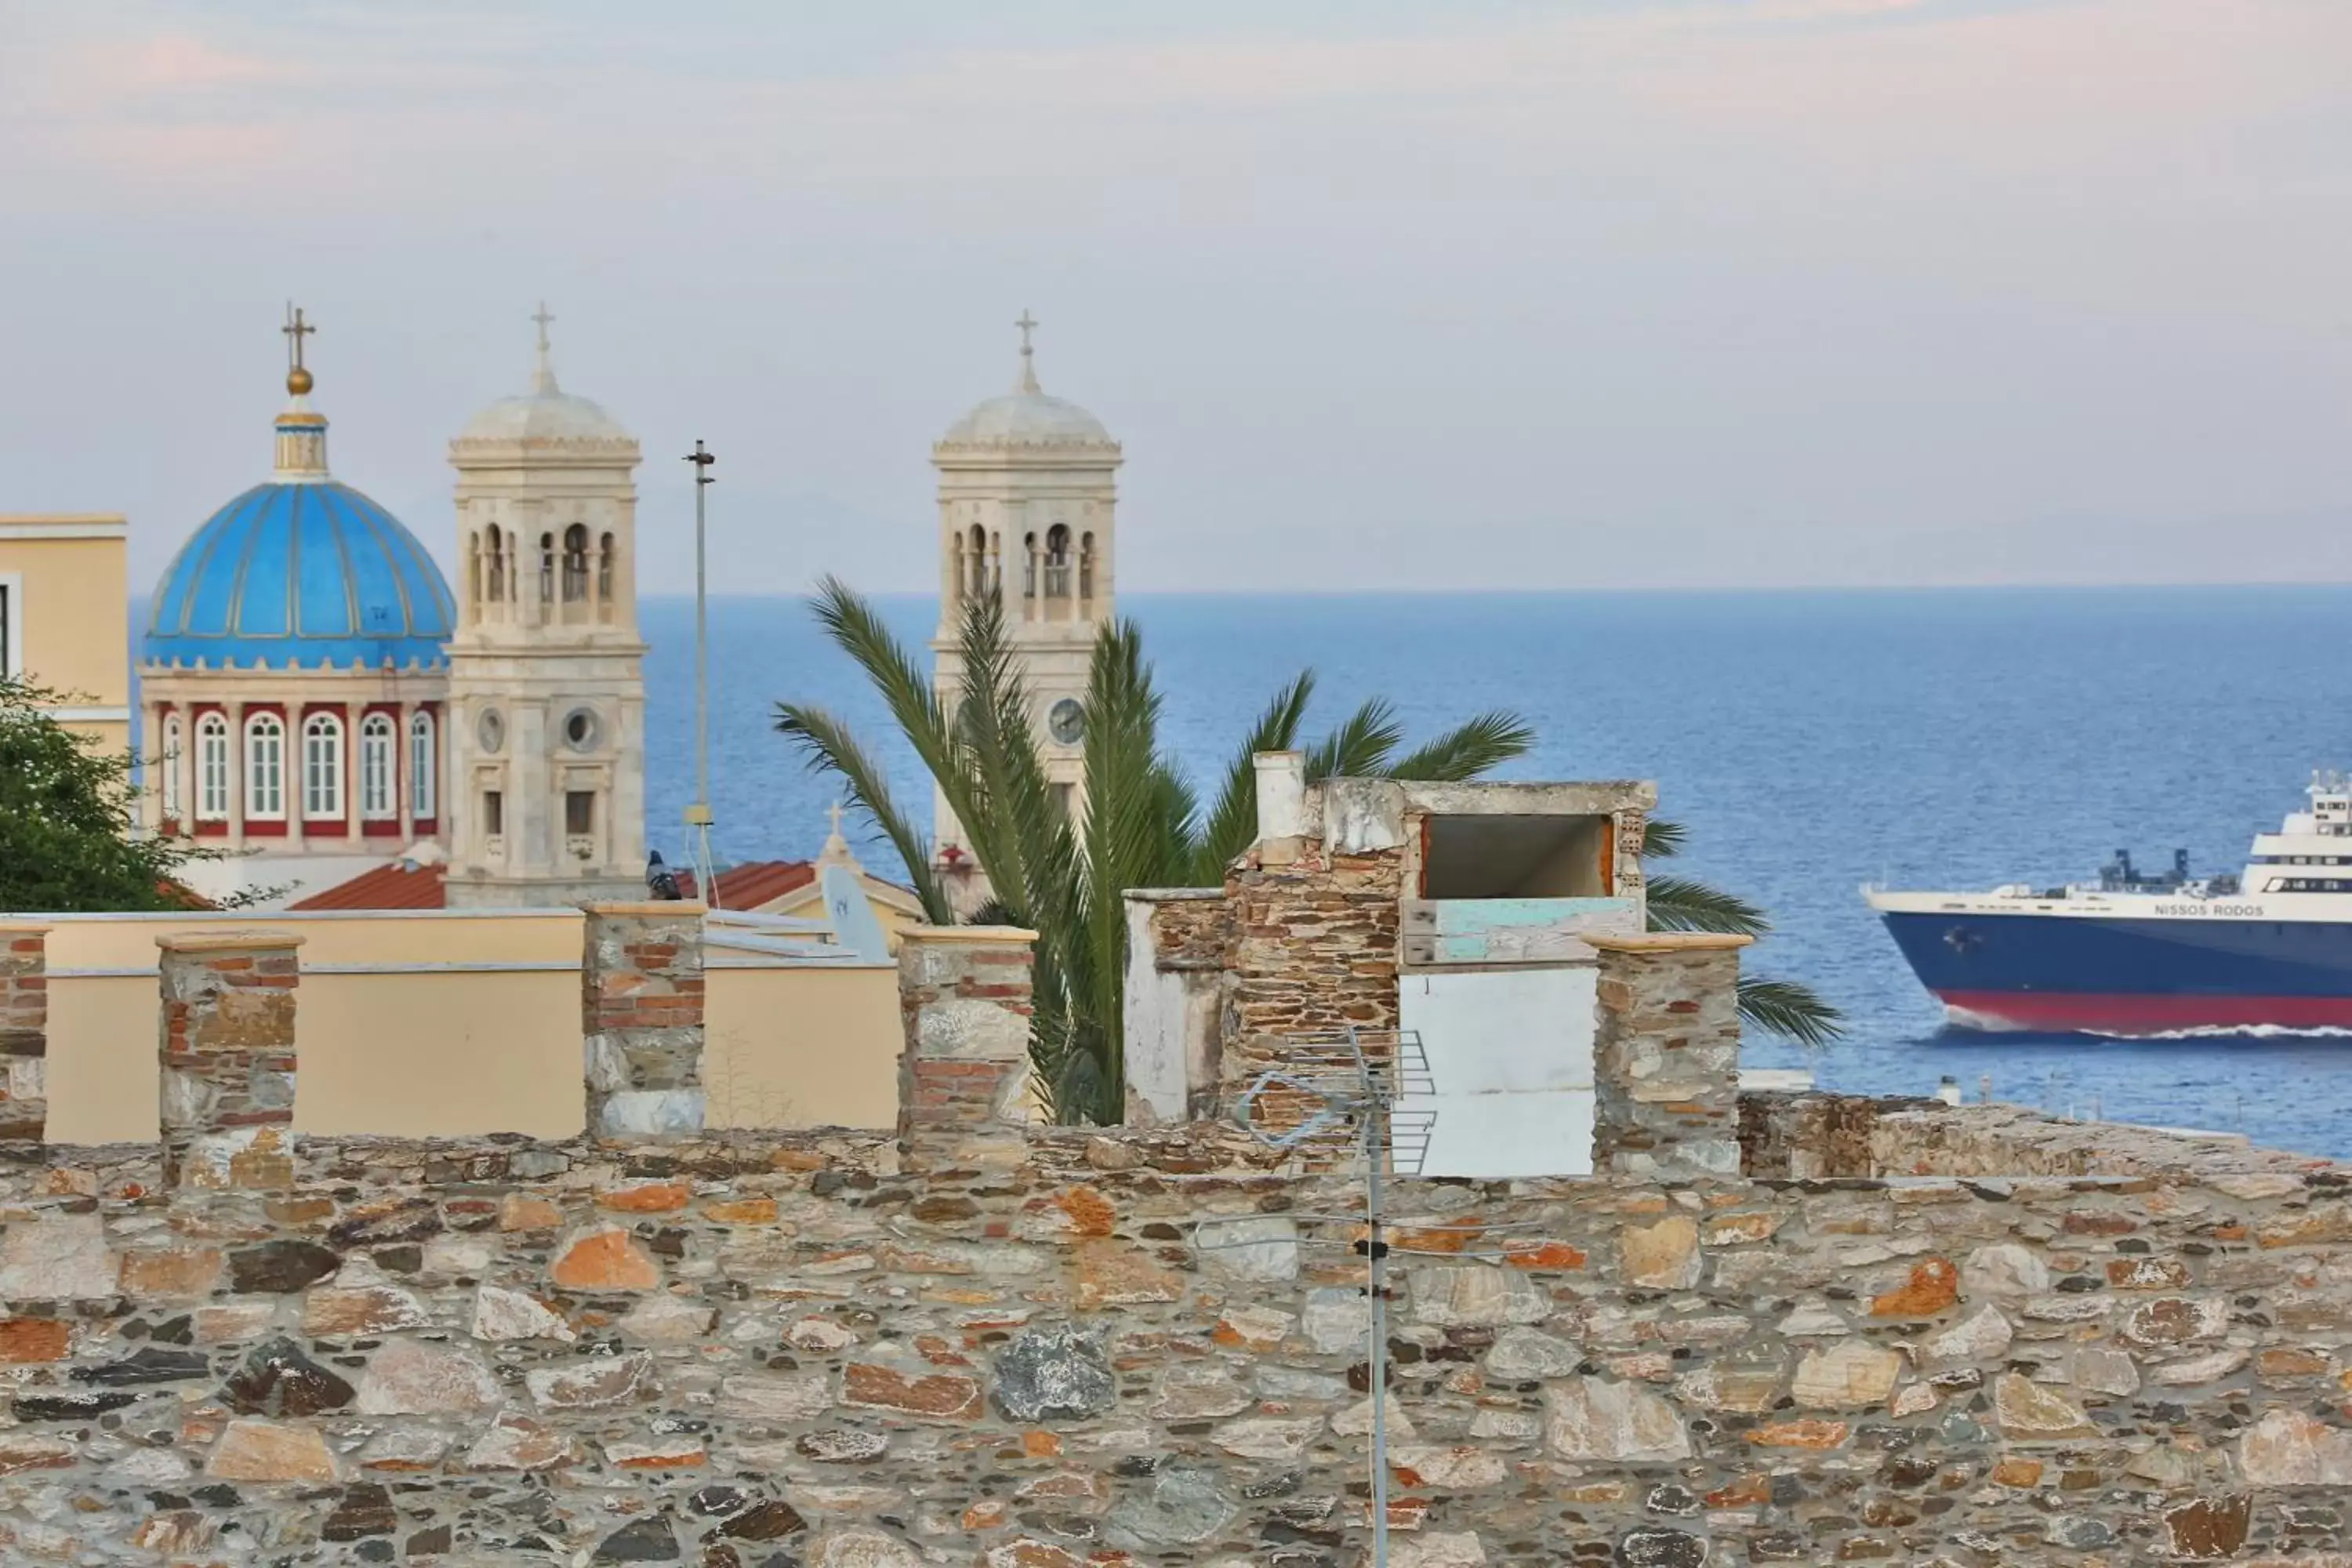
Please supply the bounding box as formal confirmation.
[644,586,2352,1162]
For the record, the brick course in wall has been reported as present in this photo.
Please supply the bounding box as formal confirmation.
[0,924,49,1144]
[581,902,708,1139]
[156,931,302,1192]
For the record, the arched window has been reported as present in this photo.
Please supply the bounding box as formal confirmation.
[408,711,436,820]
[161,713,183,818]
[485,525,506,603]
[1080,530,1096,601]
[597,532,615,604]
[359,713,396,819]
[967,524,988,597]
[562,524,590,602]
[466,532,483,613]
[196,713,230,820]
[539,532,556,608]
[1022,532,1039,597]
[245,713,285,820]
[301,712,343,820]
[1044,524,1072,598]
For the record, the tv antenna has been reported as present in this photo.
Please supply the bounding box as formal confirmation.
[1225,1028,1435,1568]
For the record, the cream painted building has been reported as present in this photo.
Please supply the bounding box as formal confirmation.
[930,314,1121,899]
[441,310,648,908]
[0,514,131,752]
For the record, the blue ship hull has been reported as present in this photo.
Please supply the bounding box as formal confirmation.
[1878,909,2352,1030]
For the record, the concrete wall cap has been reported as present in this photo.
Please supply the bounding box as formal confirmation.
[580,902,709,917]
[904,925,1040,944]
[1121,888,1225,903]
[154,931,306,953]
[1587,931,1753,953]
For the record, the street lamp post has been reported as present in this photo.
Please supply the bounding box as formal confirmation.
[684,439,717,905]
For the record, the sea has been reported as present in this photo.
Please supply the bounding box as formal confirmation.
[643,586,2352,1162]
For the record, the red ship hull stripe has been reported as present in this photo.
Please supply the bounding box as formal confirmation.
[1936,990,2352,1030]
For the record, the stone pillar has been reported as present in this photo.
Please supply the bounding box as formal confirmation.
[0,924,51,1143]
[1588,931,1749,1181]
[157,931,303,1189]
[897,926,1036,1163]
[226,700,245,851]
[582,902,707,1138]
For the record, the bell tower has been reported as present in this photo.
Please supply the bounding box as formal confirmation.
[442,307,648,908]
[930,314,1122,887]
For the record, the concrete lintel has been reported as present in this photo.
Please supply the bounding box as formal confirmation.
[1396,779,1660,818]
[904,924,1040,944]
[1122,888,1225,903]
[154,931,306,954]
[581,902,709,918]
[1586,931,1753,953]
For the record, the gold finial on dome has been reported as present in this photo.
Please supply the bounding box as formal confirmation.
[281,303,316,397]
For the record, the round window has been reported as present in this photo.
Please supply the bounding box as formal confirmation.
[1047,698,1085,746]
[564,708,599,750]
[477,709,504,754]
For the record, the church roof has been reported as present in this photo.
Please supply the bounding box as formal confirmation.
[143,314,455,672]
[935,313,1119,452]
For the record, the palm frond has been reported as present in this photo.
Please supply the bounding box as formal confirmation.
[1738,976,1844,1047]
[1385,710,1534,782]
[1189,671,1316,884]
[1639,816,1686,860]
[1645,874,1770,938]
[771,700,956,924]
[1305,698,1405,782]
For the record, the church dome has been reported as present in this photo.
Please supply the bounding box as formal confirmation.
[452,307,636,452]
[143,481,456,671]
[936,314,1119,452]
[143,316,454,671]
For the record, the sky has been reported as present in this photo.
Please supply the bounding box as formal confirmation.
[0,0,2345,595]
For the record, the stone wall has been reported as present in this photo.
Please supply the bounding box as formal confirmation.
[1218,837,1404,1106]
[0,922,49,1143]
[1,1125,2350,1563]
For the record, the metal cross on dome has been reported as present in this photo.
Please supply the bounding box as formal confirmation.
[1014,309,1037,354]
[532,301,555,352]
[281,304,315,371]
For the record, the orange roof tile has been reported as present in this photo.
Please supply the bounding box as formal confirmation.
[288,860,448,911]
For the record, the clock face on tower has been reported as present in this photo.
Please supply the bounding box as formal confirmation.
[1047,698,1085,746]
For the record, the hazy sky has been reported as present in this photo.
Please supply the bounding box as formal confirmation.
[2,0,2344,595]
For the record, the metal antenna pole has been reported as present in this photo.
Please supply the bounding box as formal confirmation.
[684,440,717,906]
[1364,1076,1391,1568]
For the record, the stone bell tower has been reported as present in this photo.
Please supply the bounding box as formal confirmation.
[930,313,1122,894]
[441,307,648,908]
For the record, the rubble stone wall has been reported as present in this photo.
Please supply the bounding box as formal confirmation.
[1218,840,1404,1106]
[1,1128,2350,1564]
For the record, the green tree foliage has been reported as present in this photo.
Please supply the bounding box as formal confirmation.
[0,675,251,912]
[777,581,1838,1120]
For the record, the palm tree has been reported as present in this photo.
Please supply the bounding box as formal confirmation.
[776,579,1837,1121]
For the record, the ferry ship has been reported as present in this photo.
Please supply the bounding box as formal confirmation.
[1866,774,2352,1033]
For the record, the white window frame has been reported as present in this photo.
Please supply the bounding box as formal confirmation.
[161,713,184,818]
[245,712,285,821]
[301,712,344,821]
[359,713,396,820]
[0,572,20,681]
[196,712,229,820]
[408,710,436,819]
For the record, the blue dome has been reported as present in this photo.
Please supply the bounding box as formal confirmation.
[143,482,455,670]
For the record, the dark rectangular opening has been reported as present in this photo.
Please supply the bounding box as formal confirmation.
[1421,813,1614,899]
[483,789,504,836]
[566,790,594,835]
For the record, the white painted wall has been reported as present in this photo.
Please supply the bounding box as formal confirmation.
[1399,965,1598,1178]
